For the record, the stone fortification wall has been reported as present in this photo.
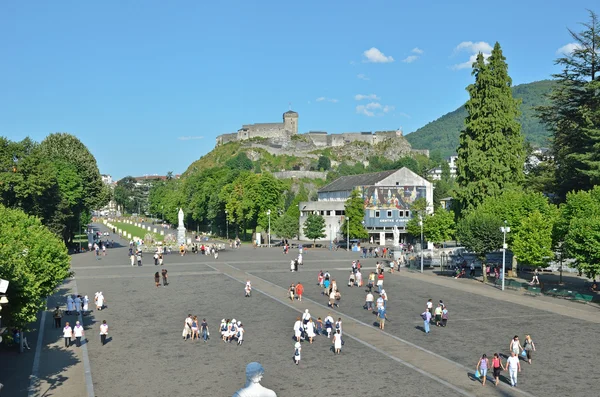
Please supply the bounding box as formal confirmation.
[305,132,328,147]
[216,133,238,146]
[272,171,327,180]
[342,133,374,144]
[412,149,430,157]
[238,123,287,140]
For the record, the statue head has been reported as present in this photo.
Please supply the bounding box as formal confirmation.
[245,362,265,384]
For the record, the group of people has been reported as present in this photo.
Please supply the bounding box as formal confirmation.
[182,315,210,342]
[288,282,304,302]
[292,310,343,365]
[475,335,536,388]
[289,254,302,272]
[317,271,341,308]
[420,299,449,334]
[154,269,169,287]
[219,318,245,345]
[66,294,89,315]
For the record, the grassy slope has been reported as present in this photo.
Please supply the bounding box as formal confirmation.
[405,80,556,157]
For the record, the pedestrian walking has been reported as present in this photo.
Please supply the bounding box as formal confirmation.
[191,316,199,340]
[324,314,334,338]
[288,284,295,301]
[63,322,72,348]
[73,321,84,347]
[130,253,135,266]
[83,295,89,313]
[441,306,449,327]
[492,353,505,386]
[476,354,489,386]
[506,351,521,387]
[99,320,108,346]
[161,268,168,286]
[74,295,82,315]
[236,322,244,345]
[332,329,342,354]
[295,282,304,302]
[421,309,431,334]
[470,262,475,277]
[201,318,209,342]
[154,272,160,288]
[245,280,252,297]
[509,335,523,357]
[378,306,387,330]
[95,292,105,311]
[434,304,443,326]
[293,317,303,342]
[294,341,301,365]
[183,315,193,341]
[136,253,142,266]
[66,295,74,315]
[53,306,63,328]
[523,335,536,364]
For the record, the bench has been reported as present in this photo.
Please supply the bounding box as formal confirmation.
[571,293,594,303]
[524,286,541,297]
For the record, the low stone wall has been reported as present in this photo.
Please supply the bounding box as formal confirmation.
[273,171,327,180]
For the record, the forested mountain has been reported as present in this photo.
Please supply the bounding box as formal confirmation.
[406,80,556,157]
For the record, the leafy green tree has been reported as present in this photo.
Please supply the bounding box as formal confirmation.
[273,214,299,239]
[317,156,331,171]
[225,152,253,170]
[303,213,326,246]
[564,217,600,279]
[457,209,503,282]
[476,190,558,275]
[406,207,455,245]
[538,11,600,200]
[342,189,368,239]
[455,43,526,212]
[511,210,555,269]
[0,205,71,330]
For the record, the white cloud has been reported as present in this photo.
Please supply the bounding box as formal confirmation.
[178,136,204,141]
[454,41,493,54]
[354,94,379,101]
[316,97,338,103]
[452,41,492,70]
[356,102,398,117]
[383,105,395,113]
[363,47,394,63]
[357,73,369,80]
[556,42,582,55]
[411,47,424,54]
[402,55,419,63]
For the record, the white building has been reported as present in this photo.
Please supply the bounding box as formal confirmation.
[428,155,458,180]
[299,167,434,245]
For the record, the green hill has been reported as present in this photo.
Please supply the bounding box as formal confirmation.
[405,80,556,157]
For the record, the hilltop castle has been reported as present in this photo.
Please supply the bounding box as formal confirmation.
[215,110,405,148]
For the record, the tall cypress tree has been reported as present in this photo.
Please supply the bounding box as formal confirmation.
[455,43,525,212]
[538,10,600,200]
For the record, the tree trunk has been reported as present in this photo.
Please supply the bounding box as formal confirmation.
[512,256,518,277]
[482,262,487,284]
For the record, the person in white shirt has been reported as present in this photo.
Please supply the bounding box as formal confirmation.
[301,309,311,325]
[365,292,374,311]
[63,322,73,348]
[99,320,108,346]
[506,351,521,387]
[293,317,303,342]
[381,290,388,308]
[376,296,384,310]
[73,321,84,347]
[245,280,252,297]
[236,322,244,346]
[66,295,74,315]
[82,295,89,313]
[324,314,334,338]
[294,341,301,365]
[95,293,105,311]
[130,254,135,266]
[356,270,362,287]
[305,319,316,343]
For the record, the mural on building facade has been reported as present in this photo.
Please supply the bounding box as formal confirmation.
[359,186,427,210]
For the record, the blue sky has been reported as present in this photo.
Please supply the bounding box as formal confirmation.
[0,1,594,179]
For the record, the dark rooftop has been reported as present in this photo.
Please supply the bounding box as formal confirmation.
[284,110,298,115]
[318,169,397,193]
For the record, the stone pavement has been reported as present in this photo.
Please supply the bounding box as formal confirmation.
[6,224,599,397]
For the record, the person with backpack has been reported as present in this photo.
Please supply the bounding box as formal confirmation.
[324,314,334,338]
[294,341,301,365]
[421,309,432,334]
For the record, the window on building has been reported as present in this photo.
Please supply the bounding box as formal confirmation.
[375,210,380,218]
[387,210,392,218]
[335,210,343,216]
[406,210,410,218]
[398,210,404,217]
[396,182,399,186]
[326,210,331,216]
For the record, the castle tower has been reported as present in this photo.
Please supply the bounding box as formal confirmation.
[283,110,298,135]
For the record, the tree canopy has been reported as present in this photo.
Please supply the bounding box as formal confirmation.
[455,43,526,212]
[303,213,326,246]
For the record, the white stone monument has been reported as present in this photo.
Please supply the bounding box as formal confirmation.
[392,225,403,262]
[232,362,277,397]
[177,208,186,245]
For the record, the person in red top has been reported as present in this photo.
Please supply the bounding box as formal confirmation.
[317,271,324,286]
[295,282,304,302]
[377,271,384,294]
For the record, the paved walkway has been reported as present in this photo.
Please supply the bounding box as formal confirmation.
[5,223,599,396]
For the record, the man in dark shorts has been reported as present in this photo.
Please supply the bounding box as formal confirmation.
[161,268,168,286]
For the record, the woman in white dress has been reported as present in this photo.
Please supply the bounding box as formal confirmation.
[294,341,301,365]
[333,329,342,354]
[82,295,89,313]
[293,317,303,342]
[96,292,105,311]
[220,319,228,341]
[66,295,74,315]
[305,319,316,343]
[236,322,244,346]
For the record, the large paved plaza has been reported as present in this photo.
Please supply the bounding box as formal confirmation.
[7,225,600,397]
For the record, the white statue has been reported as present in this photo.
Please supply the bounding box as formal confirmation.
[392,225,400,247]
[232,362,277,397]
[178,208,184,227]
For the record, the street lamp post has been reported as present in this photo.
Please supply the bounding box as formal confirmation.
[500,221,511,291]
[347,216,350,252]
[225,210,229,240]
[419,213,424,273]
[267,210,271,248]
